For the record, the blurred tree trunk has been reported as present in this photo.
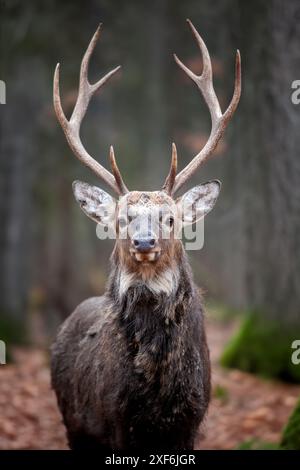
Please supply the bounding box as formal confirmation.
[245,0,300,322]
[222,0,300,381]
[0,68,35,325]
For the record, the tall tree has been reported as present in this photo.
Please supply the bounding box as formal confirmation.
[222,0,300,381]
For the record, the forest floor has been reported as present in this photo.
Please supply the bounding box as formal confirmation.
[0,318,299,450]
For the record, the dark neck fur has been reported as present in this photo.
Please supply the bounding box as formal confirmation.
[106,249,196,373]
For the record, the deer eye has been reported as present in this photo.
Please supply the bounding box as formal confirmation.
[118,216,128,228]
[168,216,174,227]
[161,214,174,228]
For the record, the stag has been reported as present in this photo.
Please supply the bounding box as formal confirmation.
[51,20,241,450]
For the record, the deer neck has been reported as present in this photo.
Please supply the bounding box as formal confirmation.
[106,244,195,383]
[106,241,194,322]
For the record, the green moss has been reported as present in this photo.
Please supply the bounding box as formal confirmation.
[213,384,229,403]
[236,439,281,450]
[0,315,26,344]
[281,397,300,450]
[221,313,300,383]
[0,313,27,363]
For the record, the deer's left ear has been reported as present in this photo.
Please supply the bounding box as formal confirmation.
[176,180,221,226]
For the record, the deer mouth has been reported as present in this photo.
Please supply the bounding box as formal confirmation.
[130,250,161,263]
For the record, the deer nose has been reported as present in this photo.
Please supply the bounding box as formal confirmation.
[132,237,156,253]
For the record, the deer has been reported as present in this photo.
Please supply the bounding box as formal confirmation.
[51,19,241,451]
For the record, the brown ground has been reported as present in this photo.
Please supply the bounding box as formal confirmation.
[0,319,299,450]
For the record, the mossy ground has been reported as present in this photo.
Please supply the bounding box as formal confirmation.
[0,314,27,362]
[281,397,300,450]
[236,439,281,450]
[221,313,300,383]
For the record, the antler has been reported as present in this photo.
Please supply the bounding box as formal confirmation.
[162,143,177,194]
[53,24,128,196]
[164,19,241,195]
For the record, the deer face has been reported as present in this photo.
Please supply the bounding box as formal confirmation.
[72,181,221,266]
[117,191,177,264]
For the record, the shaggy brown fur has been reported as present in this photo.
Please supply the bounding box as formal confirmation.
[51,242,210,450]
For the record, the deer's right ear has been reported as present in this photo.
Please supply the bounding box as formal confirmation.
[72,180,116,225]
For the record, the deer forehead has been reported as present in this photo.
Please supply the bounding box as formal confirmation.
[118,191,175,213]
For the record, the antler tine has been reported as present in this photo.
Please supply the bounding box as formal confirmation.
[109,146,129,195]
[53,24,127,196]
[162,143,177,194]
[223,50,241,121]
[170,19,241,195]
